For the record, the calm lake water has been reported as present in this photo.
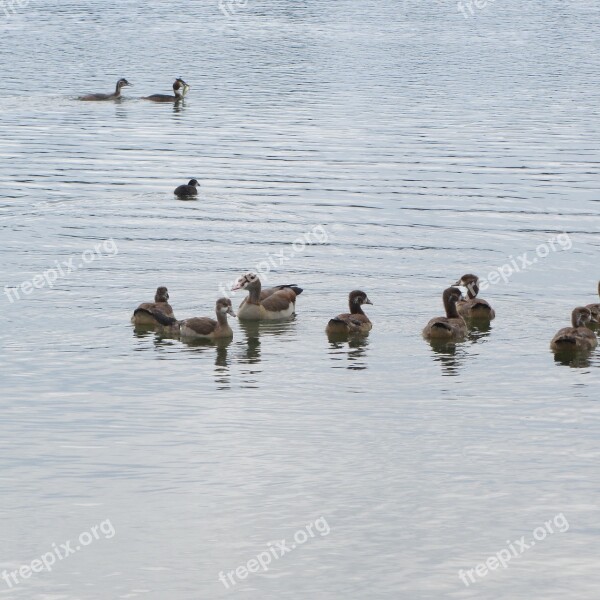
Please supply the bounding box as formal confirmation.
[1,0,599,598]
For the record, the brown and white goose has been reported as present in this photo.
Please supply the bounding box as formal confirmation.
[151,298,236,340]
[422,287,467,340]
[326,290,373,335]
[131,286,175,326]
[585,281,600,322]
[231,273,302,320]
[454,274,495,320]
[550,307,597,351]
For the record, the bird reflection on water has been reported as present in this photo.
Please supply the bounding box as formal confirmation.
[327,333,370,371]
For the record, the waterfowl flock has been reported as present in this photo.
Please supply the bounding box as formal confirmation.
[131,272,600,357]
[84,80,597,359]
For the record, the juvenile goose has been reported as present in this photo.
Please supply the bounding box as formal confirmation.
[550,307,597,351]
[131,286,174,326]
[423,287,467,340]
[144,78,189,102]
[454,274,495,320]
[174,179,199,198]
[79,78,131,101]
[326,290,373,335]
[152,298,236,340]
[231,273,302,320]
[585,281,600,322]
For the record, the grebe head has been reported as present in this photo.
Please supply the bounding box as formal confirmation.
[187,179,199,187]
[117,78,132,90]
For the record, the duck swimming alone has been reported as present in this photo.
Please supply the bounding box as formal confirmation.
[454,273,496,320]
[174,179,199,198]
[550,306,597,351]
[79,78,131,101]
[151,298,236,340]
[423,287,467,340]
[231,273,302,320]
[143,78,190,102]
[131,286,174,326]
[326,290,373,335]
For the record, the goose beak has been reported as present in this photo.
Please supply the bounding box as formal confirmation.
[453,280,462,286]
[364,298,373,305]
[231,281,243,291]
[227,307,236,317]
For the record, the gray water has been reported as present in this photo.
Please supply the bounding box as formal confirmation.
[1,1,599,598]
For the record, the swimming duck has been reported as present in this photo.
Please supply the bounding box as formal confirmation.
[585,281,600,322]
[151,298,236,340]
[231,273,302,320]
[453,273,495,320]
[144,78,190,102]
[79,78,131,101]
[550,307,597,351]
[174,179,199,198]
[131,286,174,326]
[423,287,467,340]
[326,290,373,334]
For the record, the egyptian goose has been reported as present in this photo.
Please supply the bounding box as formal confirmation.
[550,307,597,351]
[131,286,174,326]
[231,273,302,320]
[423,287,467,340]
[454,274,495,320]
[150,298,236,340]
[326,290,373,334]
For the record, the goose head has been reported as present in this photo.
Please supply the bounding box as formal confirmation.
[572,306,595,328]
[349,290,372,307]
[231,272,260,292]
[216,297,236,318]
[454,273,480,298]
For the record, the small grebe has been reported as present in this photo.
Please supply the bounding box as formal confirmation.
[144,78,190,102]
[550,307,597,351]
[174,179,200,198]
[79,78,131,101]
[423,287,467,340]
[326,290,373,334]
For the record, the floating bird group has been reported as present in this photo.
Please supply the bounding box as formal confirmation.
[79,77,190,102]
[421,274,599,355]
[131,271,599,356]
[131,272,373,341]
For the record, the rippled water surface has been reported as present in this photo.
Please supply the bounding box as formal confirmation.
[1,1,600,598]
